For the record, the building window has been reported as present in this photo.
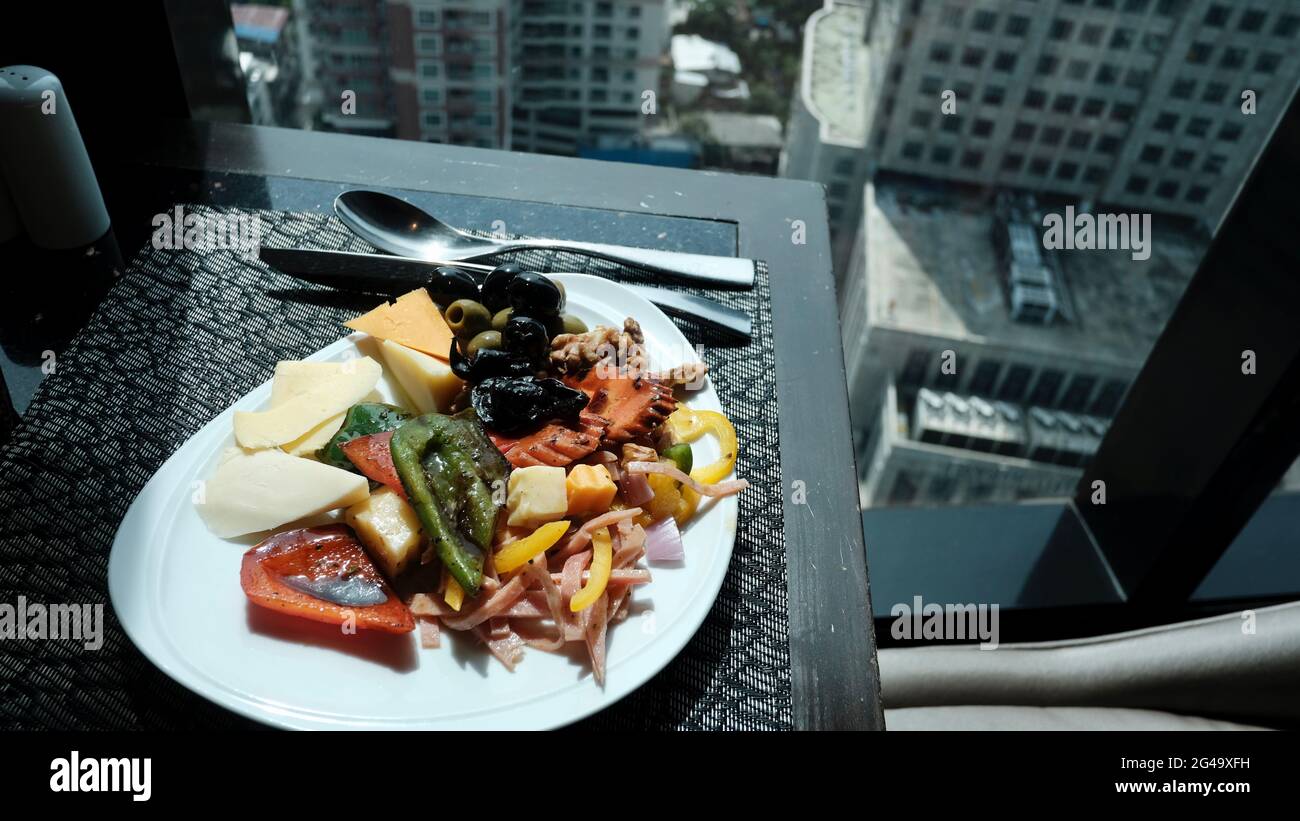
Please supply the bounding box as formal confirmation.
[983,85,1006,106]
[1098,135,1121,154]
[1125,174,1150,195]
[1083,165,1107,183]
[1275,14,1300,37]
[1170,78,1196,99]
[1139,144,1164,164]
[1060,375,1096,412]
[1255,52,1282,74]
[423,113,442,127]
[1154,180,1180,199]
[1186,185,1210,203]
[1001,153,1025,172]
[1024,88,1047,109]
[1049,18,1074,40]
[998,364,1034,401]
[1081,24,1105,46]
[902,141,924,160]
[1041,126,1063,146]
[920,75,943,94]
[1186,42,1212,65]
[1154,112,1178,131]
[417,10,437,26]
[1096,63,1119,84]
[930,42,953,64]
[1082,97,1105,117]
[1053,94,1077,114]
[421,63,439,78]
[1219,122,1243,142]
[973,10,997,32]
[1110,29,1133,50]
[1238,9,1266,32]
[931,145,955,165]
[961,150,984,170]
[1110,103,1135,123]
[942,4,965,27]
[1012,121,1036,142]
[1006,14,1030,36]
[941,116,963,134]
[1030,370,1064,406]
[969,360,1002,394]
[1036,55,1059,77]
[961,47,986,69]
[1091,379,1127,415]
[1125,68,1150,89]
[972,119,994,138]
[993,51,1018,72]
[1186,117,1211,137]
[1029,157,1051,177]
[1219,47,1246,69]
[1202,154,1227,174]
[833,157,855,175]
[1170,149,1194,169]
[1056,161,1079,181]
[1068,130,1091,150]
[1203,4,1231,27]
[1066,59,1090,80]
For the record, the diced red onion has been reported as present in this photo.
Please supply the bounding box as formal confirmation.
[643,516,685,562]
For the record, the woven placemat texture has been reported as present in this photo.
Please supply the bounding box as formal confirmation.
[0,205,790,730]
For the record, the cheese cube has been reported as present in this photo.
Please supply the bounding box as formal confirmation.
[566,463,617,516]
[506,466,568,528]
[346,486,423,579]
[196,449,370,538]
[379,339,463,414]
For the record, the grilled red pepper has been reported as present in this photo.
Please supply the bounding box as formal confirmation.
[340,431,407,499]
[240,525,414,634]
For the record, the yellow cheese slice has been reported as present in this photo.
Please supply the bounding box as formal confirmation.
[234,356,382,448]
[344,288,454,360]
[379,339,463,414]
[197,448,370,538]
[281,390,384,457]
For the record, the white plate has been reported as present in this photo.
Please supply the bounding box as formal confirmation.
[108,274,738,730]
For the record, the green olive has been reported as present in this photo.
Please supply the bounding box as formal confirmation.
[445,299,492,339]
[661,443,693,475]
[555,280,567,312]
[491,307,514,332]
[560,313,588,335]
[466,329,503,358]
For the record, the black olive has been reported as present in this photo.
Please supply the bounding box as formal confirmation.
[471,376,589,435]
[467,348,534,381]
[426,266,480,306]
[503,315,550,366]
[481,263,523,313]
[507,271,563,317]
[449,338,473,380]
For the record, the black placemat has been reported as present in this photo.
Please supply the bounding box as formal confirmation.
[0,206,790,730]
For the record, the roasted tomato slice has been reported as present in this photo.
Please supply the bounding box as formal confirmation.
[240,525,414,634]
[340,431,407,499]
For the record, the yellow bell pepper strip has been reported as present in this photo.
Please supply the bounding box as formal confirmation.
[570,527,612,612]
[666,408,739,486]
[493,520,571,574]
[675,486,701,526]
[443,571,464,612]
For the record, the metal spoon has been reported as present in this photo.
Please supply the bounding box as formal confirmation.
[334,189,756,288]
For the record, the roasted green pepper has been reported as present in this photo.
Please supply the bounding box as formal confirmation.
[389,412,509,597]
[318,402,411,471]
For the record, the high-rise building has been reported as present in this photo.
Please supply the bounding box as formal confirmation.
[843,176,1206,505]
[781,0,871,281]
[864,0,1300,231]
[297,0,669,153]
[784,0,1300,268]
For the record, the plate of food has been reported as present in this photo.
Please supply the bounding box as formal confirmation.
[108,266,747,730]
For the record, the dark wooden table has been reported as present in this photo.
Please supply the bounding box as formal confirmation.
[2,120,883,730]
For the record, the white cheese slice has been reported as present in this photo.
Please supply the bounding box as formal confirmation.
[281,390,384,457]
[270,361,347,407]
[197,448,370,538]
[233,356,382,448]
[379,339,463,414]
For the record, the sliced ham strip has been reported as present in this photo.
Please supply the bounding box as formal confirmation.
[417,617,441,649]
[624,461,749,497]
[551,507,643,561]
[441,575,526,631]
[475,623,526,671]
[549,568,652,586]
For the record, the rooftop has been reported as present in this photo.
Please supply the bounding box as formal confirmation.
[863,176,1208,370]
[670,34,741,75]
[800,0,869,148]
[697,111,783,149]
